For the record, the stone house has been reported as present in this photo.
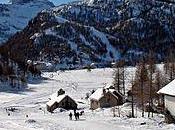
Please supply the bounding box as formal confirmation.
[89,88,123,110]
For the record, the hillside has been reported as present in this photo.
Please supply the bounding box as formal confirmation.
[1,0,175,69]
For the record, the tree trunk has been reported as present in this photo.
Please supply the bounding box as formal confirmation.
[141,80,144,117]
[122,67,125,95]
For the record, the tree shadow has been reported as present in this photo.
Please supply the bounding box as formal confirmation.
[27,76,49,85]
[0,85,34,94]
[0,76,50,94]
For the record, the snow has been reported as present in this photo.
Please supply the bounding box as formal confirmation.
[27,60,32,64]
[0,68,174,130]
[90,27,120,60]
[30,33,42,40]
[46,94,67,106]
[45,28,56,36]
[68,6,81,15]
[55,16,69,23]
[49,91,58,99]
[157,79,175,96]
[79,34,91,46]
[87,0,95,5]
[89,88,104,101]
[89,88,118,101]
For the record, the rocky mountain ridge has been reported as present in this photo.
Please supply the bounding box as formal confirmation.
[1,0,175,69]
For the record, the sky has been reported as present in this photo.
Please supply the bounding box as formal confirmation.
[0,0,75,5]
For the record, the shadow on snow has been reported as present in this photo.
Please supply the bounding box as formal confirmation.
[0,76,49,94]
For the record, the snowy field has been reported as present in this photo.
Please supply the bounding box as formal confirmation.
[0,68,174,130]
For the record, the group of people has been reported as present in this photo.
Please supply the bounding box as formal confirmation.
[69,110,82,120]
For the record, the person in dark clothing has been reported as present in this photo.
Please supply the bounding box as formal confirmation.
[76,112,80,120]
[74,112,77,120]
[69,112,73,120]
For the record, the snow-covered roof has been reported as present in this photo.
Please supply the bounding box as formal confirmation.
[104,84,115,89]
[46,94,67,107]
[89,88,104,101]
[157,79,175,96]
[89,88,118,101]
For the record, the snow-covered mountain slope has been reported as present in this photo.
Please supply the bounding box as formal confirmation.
[1,10,121,69]
[0,0,54,44]
[1,0,175,69]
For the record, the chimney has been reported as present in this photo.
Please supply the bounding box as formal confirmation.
[57,89,65,96]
